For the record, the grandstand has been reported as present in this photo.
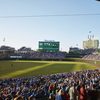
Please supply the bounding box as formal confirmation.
[83,53,100,61]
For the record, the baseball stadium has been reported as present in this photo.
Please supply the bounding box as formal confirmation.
[0,38,100,100]
[0,1,100,99]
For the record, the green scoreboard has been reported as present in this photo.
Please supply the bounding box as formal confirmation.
[39,40,60,52]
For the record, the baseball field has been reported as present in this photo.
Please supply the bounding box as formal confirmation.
[0,60,97,79]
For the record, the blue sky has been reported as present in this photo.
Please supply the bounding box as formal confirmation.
[0,0,100,51]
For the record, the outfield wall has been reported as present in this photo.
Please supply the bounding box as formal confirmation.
[0,57,82,61]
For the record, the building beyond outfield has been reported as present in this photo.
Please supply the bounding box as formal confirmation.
[83,35,99,49]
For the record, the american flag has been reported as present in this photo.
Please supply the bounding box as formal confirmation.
[3,38,5,42]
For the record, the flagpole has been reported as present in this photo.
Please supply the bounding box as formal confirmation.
[3,37,5,46]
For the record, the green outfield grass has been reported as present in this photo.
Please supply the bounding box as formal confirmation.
[0,60,97,79]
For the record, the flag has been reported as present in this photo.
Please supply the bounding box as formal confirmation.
[92,35,94,38]
[89,31,92,33]
[3,38,5,42]
[88,35,89,39]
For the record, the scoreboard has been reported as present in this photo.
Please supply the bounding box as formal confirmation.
[38,40,60,52]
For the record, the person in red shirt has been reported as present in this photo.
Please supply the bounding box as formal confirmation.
[79,83,87,100]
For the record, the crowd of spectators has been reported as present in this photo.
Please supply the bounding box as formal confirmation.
[82,54,100,61]
[13,52,66,59]
[0,69,100,100]
[0,45,98,60]
[81,49,96,55]
[0,45,66,59]
[0,51,66,60]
